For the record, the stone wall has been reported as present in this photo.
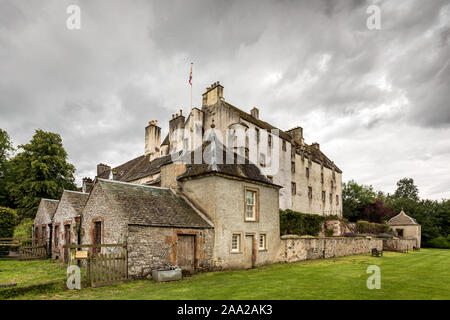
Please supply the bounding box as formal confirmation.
[280,236,383,263]
[382,239,417,251]
[126,225,214,279]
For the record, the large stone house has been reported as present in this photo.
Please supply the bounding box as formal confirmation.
[33,81,346,277]
[52,190,89,263]
[95,81,343,216]
[388,210,421,248]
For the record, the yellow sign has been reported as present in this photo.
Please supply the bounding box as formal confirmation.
[75,251,88,259]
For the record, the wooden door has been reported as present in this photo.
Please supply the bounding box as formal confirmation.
[64,224,71,264]
[93,222,102,254]
[177,235,196,273]
[244,235,254,269]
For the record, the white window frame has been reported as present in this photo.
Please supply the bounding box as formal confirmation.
[244,188,258,222]
[258,233,267,251]
[231,233,242,253]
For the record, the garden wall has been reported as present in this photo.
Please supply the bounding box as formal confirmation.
[279,236,383,263]
[382,239,417,251]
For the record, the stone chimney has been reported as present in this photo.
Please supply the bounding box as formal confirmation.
[169,111,185,153]
[202,81,224,107]
[82,177,94,193]
[287,127,304,145]
[312,142,320,150]
[250,107,259,119]
[145,120,161,161]
[97,163,111,177]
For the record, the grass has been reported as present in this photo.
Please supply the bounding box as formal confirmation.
[0,258,67,299]
[2,249,449,300]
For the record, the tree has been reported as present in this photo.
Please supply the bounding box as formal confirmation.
[0,129,14,207]
[0,206,17,255]
[7,129,76,220]
[342,180,377,222]
[361,199,395,223]
[393,178,419,201]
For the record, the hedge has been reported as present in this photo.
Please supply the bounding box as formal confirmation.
[279,209,343,236]
[0,206,17,255]
[355,220,391,234]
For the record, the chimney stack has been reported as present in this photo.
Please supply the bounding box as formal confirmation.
[250,107,259,119]
[287,126,304,145]
[202,81,224,107]
[82,177,94,193]
[97,163,111,177]
[312,142,320,150]
[145,120,161,161]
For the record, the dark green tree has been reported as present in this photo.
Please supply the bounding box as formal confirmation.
[7,129,76,219]
[0,129,14,207]
[393,178,419,201]
[342,180,376,222]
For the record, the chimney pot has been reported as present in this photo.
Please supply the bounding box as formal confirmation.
[250,107,259,119]
[180,109,182,115]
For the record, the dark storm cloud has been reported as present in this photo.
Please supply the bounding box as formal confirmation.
[0,0,449,199]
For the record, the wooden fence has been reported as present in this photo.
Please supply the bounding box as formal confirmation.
[66,243,127,288]
[0,238,47,260]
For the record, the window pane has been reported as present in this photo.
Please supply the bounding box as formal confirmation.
[246,191,254,205]
[246,205,254,217]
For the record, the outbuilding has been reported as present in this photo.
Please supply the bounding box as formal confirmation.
[80,178,214,279]
[388,209,421,248]
[33,198,59,254]
[52,190,89,262]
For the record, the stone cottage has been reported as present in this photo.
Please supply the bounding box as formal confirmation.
[52,190,89,263]
[80,178,213,278]
[32,198,59,253]
[388,209,421,248]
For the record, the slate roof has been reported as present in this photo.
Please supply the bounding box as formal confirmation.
[388,210,419,226]
[97,179,212,228]
[176,135,278,187]
[219,100,341,173]
[37,198,59,221]
[110,153,174,183]
[221,101,292,141]
[295,144,342,173]
[60,190,90,216]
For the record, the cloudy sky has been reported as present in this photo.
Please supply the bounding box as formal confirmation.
[0,0,449,200]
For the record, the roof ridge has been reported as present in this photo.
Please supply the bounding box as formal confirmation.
[97,178,170,190]
[64,190,89,195]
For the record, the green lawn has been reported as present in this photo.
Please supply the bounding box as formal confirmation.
[2,249,449,300]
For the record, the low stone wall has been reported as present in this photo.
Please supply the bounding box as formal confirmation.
[280,236,383,263]
[382,239,417,252]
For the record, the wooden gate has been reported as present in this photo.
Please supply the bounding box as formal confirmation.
[177,235,196,274]
[66,243,127,288]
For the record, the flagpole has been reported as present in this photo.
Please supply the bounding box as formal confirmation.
[190,62,193,111]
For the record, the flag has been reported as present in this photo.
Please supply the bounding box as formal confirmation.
[189,63,193,86]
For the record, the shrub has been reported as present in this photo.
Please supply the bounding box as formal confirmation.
[280,209,326,236]
[325,229,334,237]
[356,220,391,234]
[0,206,17,255]
[344,232,358,237]
[13,218,33,239]
[426,236,450,249]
